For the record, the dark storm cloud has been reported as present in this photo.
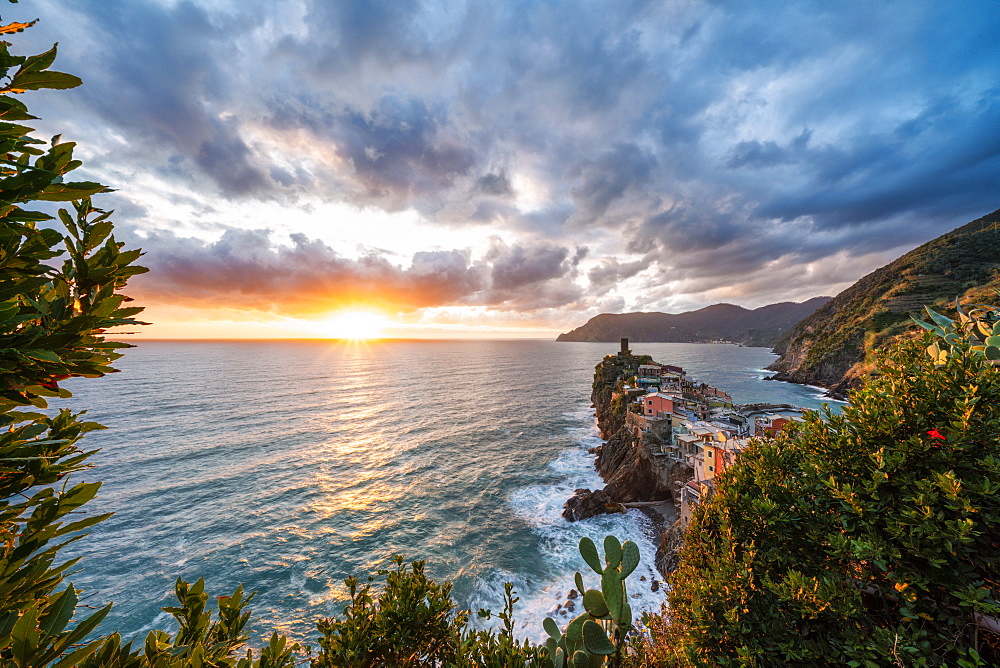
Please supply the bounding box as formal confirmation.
[475,171,514,197]
[568,143,657,225]
[330,96,478,207]
[25,1,275,196]
[19,0,1000,311]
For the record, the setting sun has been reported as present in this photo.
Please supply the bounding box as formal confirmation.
[322,310,391,340]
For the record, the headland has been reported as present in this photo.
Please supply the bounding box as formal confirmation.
[563,338,806,575]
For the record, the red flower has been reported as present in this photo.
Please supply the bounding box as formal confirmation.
[927,429,945,440]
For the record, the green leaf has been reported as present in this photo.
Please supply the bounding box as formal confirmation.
[926,307,955,329]
[38,585,77,637]
[571,649,589,667]
[19,45,57,75]
[22,348,61,363]
[602,568,623,619]
[566,612,589,644]
[582,589,608,617]
[910,315,942,334]
[8,69,82,91]
[543,616,561,640]
[35,181,106,201]
[603,535,622,568]
[620,540,639,578]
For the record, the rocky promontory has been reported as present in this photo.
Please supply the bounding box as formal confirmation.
[562,345,696,575]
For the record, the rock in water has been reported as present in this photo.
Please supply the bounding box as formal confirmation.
[562,488,616,521]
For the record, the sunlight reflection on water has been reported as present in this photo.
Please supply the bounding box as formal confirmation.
[56,340,836,644]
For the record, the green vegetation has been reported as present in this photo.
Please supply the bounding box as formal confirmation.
[914,300,1000,366]
[312,558,546,667]
[542,536,640,667]
[644,306,1000,665]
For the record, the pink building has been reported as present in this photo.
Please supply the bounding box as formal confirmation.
[643,393,675,418]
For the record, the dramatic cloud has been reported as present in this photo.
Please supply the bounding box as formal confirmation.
[126,227,584,317]
[16,0,1000,333]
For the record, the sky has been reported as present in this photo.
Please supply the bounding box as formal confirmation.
[9,0,1000,338]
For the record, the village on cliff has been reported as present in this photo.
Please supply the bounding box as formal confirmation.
[565,339,805,536]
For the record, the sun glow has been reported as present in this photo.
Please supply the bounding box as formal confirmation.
[322,310,391,340]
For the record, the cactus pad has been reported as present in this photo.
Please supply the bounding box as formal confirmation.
[579,537,603,574]
[620,540,640,578]
[604,535,622,567]
[567,611,589,644]
[583,619,616,655]
[621,601,632,628]
[602,568,624,618]
[544,616,561,640]
[583,588,609,617]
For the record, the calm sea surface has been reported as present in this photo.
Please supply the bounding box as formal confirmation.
[55,340,841,645]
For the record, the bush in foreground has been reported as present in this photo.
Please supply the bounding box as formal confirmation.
[652,306,1000,666]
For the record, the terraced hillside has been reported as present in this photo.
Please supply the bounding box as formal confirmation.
[768,208,1000,397]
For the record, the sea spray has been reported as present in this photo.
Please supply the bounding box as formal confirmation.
[494,404,668,642]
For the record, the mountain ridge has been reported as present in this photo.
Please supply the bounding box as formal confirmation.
[556,297,831,346]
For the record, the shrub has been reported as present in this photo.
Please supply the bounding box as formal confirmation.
[659,312,1000,665]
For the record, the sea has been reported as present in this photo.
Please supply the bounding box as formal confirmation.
[54,340,843,646]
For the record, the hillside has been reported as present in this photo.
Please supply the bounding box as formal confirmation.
[768,208,1000,397]
[556,297,830,346]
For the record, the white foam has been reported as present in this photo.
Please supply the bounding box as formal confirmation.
[502,403,668,642]
[804,384,849,404]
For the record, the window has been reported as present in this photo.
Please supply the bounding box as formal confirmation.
[708,465,714,472]
[707,450,713,457]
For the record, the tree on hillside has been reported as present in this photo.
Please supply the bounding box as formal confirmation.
[649,306,1000,665]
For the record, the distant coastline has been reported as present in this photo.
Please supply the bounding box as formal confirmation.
[556,298,830,348]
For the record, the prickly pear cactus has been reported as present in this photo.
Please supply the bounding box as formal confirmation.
[913,298,1000,366]
[542,535,640,667]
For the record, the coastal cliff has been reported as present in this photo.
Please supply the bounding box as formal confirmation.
[563,349,694,575]
[768,208,1000,397]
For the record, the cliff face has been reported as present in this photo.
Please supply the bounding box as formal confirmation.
[769,208,1000,397]
[592,388,676,504]
[563,368,692,578]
